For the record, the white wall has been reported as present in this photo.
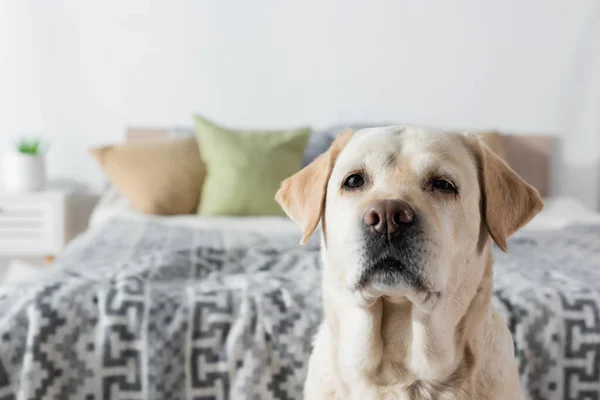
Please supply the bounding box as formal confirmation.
[1,0,599,207]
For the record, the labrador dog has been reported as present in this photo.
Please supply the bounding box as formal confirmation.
[275,126,542,400]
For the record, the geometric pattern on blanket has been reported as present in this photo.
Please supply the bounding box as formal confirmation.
[493,226,600,400]
[0,219,599,400]
[0,221,322,400]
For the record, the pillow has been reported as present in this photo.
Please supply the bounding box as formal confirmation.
[194,116,310,216]
[478,131,506,159]
[90,136,205,215]
[301,130,334,167]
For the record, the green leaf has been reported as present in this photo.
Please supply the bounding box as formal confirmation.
[15,138,47,156]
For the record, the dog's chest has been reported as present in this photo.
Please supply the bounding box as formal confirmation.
[337,336,463,400]
[335,305,467,399]
[344,378,463,400]
[343,351,470,400]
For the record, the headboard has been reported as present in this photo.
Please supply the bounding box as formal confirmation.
[126,127,554,197]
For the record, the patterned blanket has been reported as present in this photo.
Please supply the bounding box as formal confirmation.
[0,219,599,400]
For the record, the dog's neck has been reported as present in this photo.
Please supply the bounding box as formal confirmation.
[322,242,494,392]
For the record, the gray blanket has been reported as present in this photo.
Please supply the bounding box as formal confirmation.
[0,219,599,400]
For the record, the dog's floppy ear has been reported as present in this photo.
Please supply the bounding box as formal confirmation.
[468,134,543,251]
[276,129,354,244]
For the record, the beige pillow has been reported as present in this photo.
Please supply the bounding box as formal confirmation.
[479,131,506,160]
[90,136,205,215]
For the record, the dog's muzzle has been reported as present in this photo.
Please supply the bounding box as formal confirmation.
[357,199,429,292]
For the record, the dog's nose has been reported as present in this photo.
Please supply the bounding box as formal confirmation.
[363,200,415,235]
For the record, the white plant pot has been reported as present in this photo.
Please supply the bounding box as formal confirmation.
[1,151,46,194]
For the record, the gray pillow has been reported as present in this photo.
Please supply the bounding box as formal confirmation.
[301,129,336,167]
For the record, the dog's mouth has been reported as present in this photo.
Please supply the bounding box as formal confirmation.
[355,254,431,293]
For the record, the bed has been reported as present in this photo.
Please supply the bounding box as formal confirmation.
[1,127,599,400]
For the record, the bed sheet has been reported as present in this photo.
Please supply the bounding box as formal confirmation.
[87,185,307,238]
[520,197,600,232]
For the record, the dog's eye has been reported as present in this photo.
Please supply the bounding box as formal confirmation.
[431,179,457,193]
[343,174,364,189]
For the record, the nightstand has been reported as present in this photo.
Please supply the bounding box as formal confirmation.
[0,191,73,263]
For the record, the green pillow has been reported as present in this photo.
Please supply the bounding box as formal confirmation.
[194,116,311,216]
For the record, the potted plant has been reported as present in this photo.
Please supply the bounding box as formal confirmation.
[2,138,49,194]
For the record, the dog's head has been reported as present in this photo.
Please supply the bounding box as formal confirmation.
[276,126,542,305]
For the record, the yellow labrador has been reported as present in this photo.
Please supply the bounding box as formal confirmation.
[276,127,542,400]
